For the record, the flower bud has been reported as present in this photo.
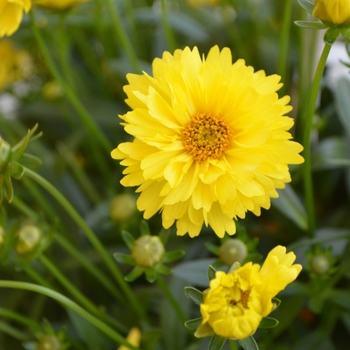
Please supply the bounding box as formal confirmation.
[219,239,248,266]
[132,235,165,267]
[310,255,330,275]
[15,225,41,254]
[38,335,60,350]
[313,0,350,26]
[110,194,136,222]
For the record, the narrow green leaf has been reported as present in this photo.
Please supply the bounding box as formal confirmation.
[184,287,203,305]
[140,220,150,236]
[184,317,202,330]
[113,253,135,266]
[297,0,315,14]
[154,264,171,275]
[162,250,185,263]
[208,265,216,281]
[121,231,135,250]
[124,266,144,282]
[158,228,170,245]
[204,242,220,255]
[209,335,226,350]
[294,20,327,29]
[238,336,259,350]
[4,172,13,203]
[259,317,279,329]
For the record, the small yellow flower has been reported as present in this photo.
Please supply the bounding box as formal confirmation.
[117,327,141,350]
[34,0,89,11]
[112,46,304,238]
[195,246,302,340]
[313,0,350,25]
[0,0,31,37]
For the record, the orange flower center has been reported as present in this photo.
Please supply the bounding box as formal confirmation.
[182,112,232,162]
[229,289,250,309]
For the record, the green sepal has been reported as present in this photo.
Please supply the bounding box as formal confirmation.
[324,27,340,45]
[8,162,24,180]
[121,230,135,250]
[294,20,327,29]
[0,139,11,172]
[258,317,279,329]
[21,153,43,168]
[184,286,203,305]
[204,242,220,255]
[158,228,170,244]
[238,336,259,350]
[162,250,185,263]
[154,263,171,275]
[272,297,281,309]
[113,252,135,265]
[4,171,13,203]
[124,266,144,282]
[209,335,226,350]
[184,317,202,330]
[140,220,151,236]
[208,265,216,281]
[297,0,314,14]
[145,267,157,283]
[340,27,350,41]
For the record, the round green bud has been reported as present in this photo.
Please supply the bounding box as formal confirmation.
[38,335,60,350]
[219,239,248,266]
[15,225,41,254]
[132,235,165,267]
[310,255,330,275]
[110,194,136,222]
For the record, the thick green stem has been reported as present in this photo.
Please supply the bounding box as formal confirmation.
[0,281,141,350]
[29,11,112,153]
[156,275,186,323]
[23,167,147,322]
[160,0,177,52]
[302,43,332,238]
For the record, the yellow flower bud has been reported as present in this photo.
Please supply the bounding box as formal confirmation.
[310,255,330,275]
[110,194,136,222]
[219,239,248,266]
[131,235,165,267]
[39,335,60,350]
[15,225,41,254]
[313,0,350,25]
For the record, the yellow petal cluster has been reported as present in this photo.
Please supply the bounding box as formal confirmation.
[112,46,304,238]
[34,0,88,10]
[195,246,302,340]
[313,0,350,25]
[0,0,31,37]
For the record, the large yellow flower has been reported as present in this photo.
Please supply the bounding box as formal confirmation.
[313,0,350,25]
[112,46,303,238]
[0,0,31,37]
[195,246,302,340]
[34,0,88,10]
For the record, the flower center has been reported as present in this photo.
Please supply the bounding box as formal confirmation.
[229,289,250,309]
[182,112,232,162]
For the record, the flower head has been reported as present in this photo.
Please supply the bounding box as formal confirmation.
[0,0,31,37]
[112,46,303,238]
[34,0,88,11]
[192,246,302,340]
[313,0,350,25]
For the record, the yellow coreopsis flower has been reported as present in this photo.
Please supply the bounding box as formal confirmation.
[34,0,88,10]
[112,46,304,238]
[195,246,302,340]
[313,0,350,25]
[0,0,31,37]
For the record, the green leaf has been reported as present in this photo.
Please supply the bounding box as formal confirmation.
[158,228,170,244]
[162,250,185,263]
[140,220,150,236]
[294,20,327,29]
[207,265,216,281]
[271,184,307,231]
[340,27,350,40]
[113,253,135,265]
[209,335,226,350]
[238,336,259,350]
[154,264,171,275]
[184,317,202,331]
[329,290,350,311]
[4,172,13,203]
[297,0,315,14]
[259,317,279,329]
[124,266,144,282]
[184,287,203,305]
[204,242,220,255]
[121,231,135,250]
[145,267,157,283]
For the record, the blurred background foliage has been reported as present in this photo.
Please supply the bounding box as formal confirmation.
[1,0,350,349]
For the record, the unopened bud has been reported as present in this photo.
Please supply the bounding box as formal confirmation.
[39,335,60,350]
[110,194,136,221]
[310,255,330,275]
[132,235,165,267]
[219,239,247,266]
[15,225,41,254]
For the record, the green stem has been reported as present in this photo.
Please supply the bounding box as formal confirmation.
[0,308,40,330]
[23,167,147,322]
[302,43,332,238]
[29,11,112,153]
[156,275,186,323]
[0,321,28,341]
[0,281,142,350]
[277,0,293,95]
[230,340,239,350]
[23,265,53,289]
[105,0,141,73]
[160,0,177,52]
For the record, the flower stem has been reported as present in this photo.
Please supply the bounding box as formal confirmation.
[302,42,332,238]
[230,340,239,350]
[29,11,112,153]
[23,166,148,322]
[0,307,40,331]
[156,275,187,323]
[0,281,142,350]
[160,0,177,52]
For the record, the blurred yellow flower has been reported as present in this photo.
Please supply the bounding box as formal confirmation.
[313,0,350,25]
[195,246,302,340]
[188,0,219,7]
[112,46,303,238]
[34,0,88,10]
[0,40,33,91]
[0,0,31,37]
[117,327,141,350]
